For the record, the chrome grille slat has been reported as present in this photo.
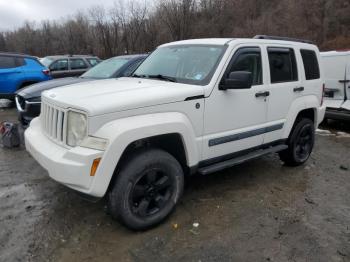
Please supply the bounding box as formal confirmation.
[40,100,66,144]
[57,111,63,141]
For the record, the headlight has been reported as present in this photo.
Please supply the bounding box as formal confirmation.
[66,110,87,147]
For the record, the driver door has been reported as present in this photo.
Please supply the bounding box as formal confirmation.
[202,46,269,162]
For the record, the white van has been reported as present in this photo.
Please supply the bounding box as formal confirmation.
[321,51,350,120]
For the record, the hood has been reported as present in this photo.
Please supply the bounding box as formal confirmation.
[16,77,92,99]
[43,77,204,116]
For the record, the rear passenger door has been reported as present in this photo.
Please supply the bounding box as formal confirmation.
[263,46,302,144]
[69,58,89,77]
[49,59,69,78]
[0,56,23,94]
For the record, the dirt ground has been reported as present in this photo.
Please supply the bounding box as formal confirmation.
[0,107,350,262]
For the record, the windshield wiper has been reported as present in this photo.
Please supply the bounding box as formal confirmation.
[147,74,177,82]
[131,74,147,78]
[131,74,177,82]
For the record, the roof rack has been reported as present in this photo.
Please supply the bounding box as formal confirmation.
[253,35,313,44]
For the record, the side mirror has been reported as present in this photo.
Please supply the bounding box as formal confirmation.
[220,71,253,90]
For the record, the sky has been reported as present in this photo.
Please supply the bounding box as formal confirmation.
[0,0,119,31]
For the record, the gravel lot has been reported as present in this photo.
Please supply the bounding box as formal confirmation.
[0,107,350,262]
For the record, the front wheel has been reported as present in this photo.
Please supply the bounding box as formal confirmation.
[108,148,184,230]
[279,118,315,166]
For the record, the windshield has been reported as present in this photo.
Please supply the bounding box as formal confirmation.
[40,57,53,67]
[81,57,130,79]
[133,45,226,85]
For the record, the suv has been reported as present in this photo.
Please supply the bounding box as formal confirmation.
[0,52,51,99]
[16,54,147,126]
[25,36,325,230]
[321,51,350,120]
[40,55,101,78]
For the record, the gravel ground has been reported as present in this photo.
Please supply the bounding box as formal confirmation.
[0,108,349,262]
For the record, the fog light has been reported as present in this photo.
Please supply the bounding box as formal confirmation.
[90,158,101,177]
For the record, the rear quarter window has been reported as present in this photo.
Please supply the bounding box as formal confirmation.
[87,58,100,67]
[15,57,26,67]
[300,49,320,80]
[0,56,17,69]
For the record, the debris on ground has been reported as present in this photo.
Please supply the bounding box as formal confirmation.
[305,197,316,205]
[340,165,348,171]
[337,250,347,257]
[0,122,21,148]
[193,222,199,228]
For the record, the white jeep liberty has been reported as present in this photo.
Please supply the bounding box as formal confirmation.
[25,36,326,230]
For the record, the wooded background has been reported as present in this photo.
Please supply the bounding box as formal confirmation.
[0,0,349,58]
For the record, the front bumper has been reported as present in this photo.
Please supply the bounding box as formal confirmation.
[15,96,41,126]
[325,107,350,121]
[25,118,104,196]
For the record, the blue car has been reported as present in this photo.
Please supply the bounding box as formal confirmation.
[0,52,51,99]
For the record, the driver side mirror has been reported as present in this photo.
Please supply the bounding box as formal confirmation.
[219,71,253,90]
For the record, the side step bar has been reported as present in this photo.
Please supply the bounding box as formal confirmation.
[198,145,288,175]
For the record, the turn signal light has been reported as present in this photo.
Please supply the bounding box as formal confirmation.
[90,158,101,177]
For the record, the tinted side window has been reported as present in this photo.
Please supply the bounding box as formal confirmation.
[50,59,68,71]
[15,57,26,67]
[70,59,88,70]
[0,56,17,69]
[300,49,320,80]
[268,48,298,83]
[87,58,100,67]
[227,48,263,86]
[122,59,144,77]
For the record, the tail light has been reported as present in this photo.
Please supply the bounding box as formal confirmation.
[321,83,325,106]
[42,69,50,76]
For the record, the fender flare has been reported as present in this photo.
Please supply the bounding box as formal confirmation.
[283,95,319,138]
[88,112,199,197]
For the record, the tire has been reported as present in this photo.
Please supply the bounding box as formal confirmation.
[279,118,315,166]
[108,148,184,230]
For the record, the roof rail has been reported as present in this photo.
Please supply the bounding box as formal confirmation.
[0,52,34,58]
[253,35,313,44]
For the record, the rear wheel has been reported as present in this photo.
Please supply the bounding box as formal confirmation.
[108,148,184,230]
[279,118,315,166]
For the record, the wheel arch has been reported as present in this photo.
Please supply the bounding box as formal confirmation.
[283,95,319,138]
[88,112,200,197]
[17,80,38,90]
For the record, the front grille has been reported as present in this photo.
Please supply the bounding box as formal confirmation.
[41,101,65,143]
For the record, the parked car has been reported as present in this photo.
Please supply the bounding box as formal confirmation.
[40,55,101,79]
[321,51,350,121]
[25,36,325,230]
[16,54,147,126]
[0,52,51,99]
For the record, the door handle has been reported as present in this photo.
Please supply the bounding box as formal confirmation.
[293,87,304,92]
[255,91,270,98]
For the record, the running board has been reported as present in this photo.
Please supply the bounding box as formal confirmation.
[198,144,288,175]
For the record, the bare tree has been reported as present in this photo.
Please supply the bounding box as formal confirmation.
[0,0,349,57]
